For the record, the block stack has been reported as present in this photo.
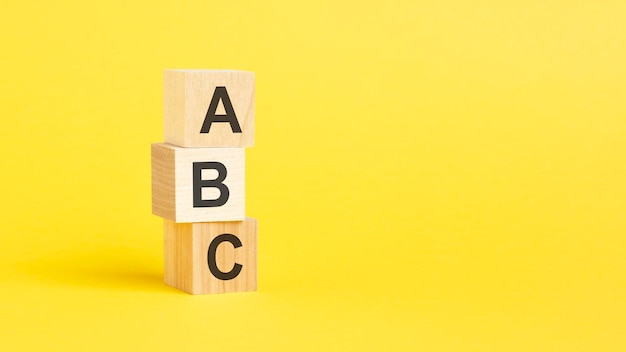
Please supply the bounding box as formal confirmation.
[151,70,257,294]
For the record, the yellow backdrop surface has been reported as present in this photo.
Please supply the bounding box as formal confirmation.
[1,1,625,350]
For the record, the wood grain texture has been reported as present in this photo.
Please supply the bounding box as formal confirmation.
[164,69,255,148]
[151,143,245,223]
[164,218,258,294]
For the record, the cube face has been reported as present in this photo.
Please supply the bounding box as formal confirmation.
[164,218,257,294]
[164,70,255,148]
[151,143,245,223]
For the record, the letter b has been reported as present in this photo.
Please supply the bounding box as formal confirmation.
[152,143,244,222]
[193,161,229,207]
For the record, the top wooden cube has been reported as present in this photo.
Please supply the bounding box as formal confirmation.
[164,70,255,148]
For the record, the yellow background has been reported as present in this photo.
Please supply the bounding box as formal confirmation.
[1,0,625,350]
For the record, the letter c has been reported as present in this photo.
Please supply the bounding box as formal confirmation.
[207,234,243,280]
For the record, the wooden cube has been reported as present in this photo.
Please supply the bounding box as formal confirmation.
[164,218,257,294]
[151,143,244,223]
[164,69,255,148]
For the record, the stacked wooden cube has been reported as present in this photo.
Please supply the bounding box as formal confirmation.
[151,70,257,294]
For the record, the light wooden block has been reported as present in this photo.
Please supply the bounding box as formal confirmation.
[164,69,255,148]
[164,218,257,294]
[151,143,245,223]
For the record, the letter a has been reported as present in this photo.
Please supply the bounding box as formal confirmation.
[200,86,242,134]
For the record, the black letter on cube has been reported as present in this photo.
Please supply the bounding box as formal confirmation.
[193,162,229,207]
[200,86,242,134]
[208,234,243,280]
